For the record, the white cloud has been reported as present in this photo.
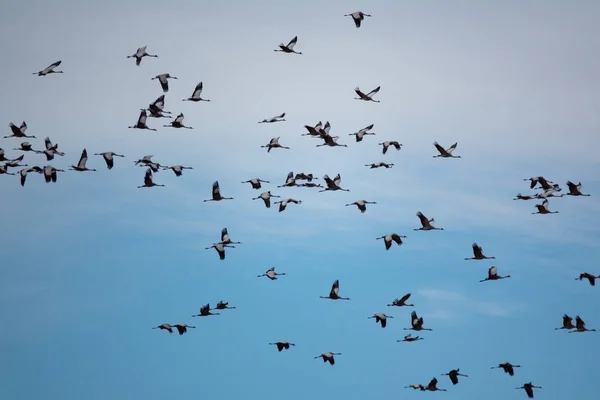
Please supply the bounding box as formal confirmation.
[415,287,526,322]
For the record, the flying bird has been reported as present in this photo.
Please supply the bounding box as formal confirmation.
[152,324,173,334]
[441,369,468,385]
[368,313,393,328]
[378,141,402,154]
[278,171,298,188]
[404,311,432,332]
[320,279,350,300]
[18,167,41,186]
[532,199,559,215]
[127,46,158,66]
[314,352,341,365]
[4,154,27,168]
[259,113,286,123]
[302,121,324,137]
[218,228,241,245]
[344,11,371,28]
[137,168,164,188]
[164,113,193,129]
[345,200,377,213]
[69,149,96,172]
[319,174,350,192]
[94,152,124,170]
[564,181,591,197]
[491,362,521,376]
[387,293,414,307]
[555,314,575,330]
[365,162,393,169]
[480,266,511,282]
[171,324,196,336]
[433,142,461,158]
[350,124,376,142]
[148,95,171,116]
[192,304,220,317]
[128,110,156,131]
[261,137,290,152]
[575,272,599,286]
[465,242,496,260]
[568,315,597,333]
[414,212,444,231]
[5,122,35,139]
[524,176,554,190]
[33,61,63,76]
[162,165,193,176]
[269,341,295,352]
[242,178,270,189]
[424,378,446,392]
[152,73,178,93]
[513,193,538,200]
[204,181,233,202]
[398,334,423,343]
[214,301,236,310]
[516,383,542,399]
[404,384,425,391]
[253,191,280,208]
[205,242,235,260]
[183,82,211,102]
[316,135,348,148]
[376,233,406,250]
[274,198,301,212]
[257,267,286,280]
[274,36,302,54]
[13,142,36,152]
[354,86,381,102]
[134,155,155,166]
[42,165,64,183]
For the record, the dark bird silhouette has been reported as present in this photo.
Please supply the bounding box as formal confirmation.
[137,168,164,188]
[171,323,196,336]
[152,323,173,333]
[204,181,233,202]
[183,82,211,102]
[465,242,496,260]
[127,46,158,66]
[274,36,302,54]
[516,383,542,398]
[192,304,220,317]
[491,362,521,376]
[355,86,381,102]
[152,73,178,93]
[441,369,468,385]
[404,311,433,332]
[555,314,575,330]
[269,341,295,352]
[376,233,406,250]
[575,272,599,286]
[568,315,597,333]
[33,60,63,76]
[344,11,371,28]
[387,293,414,307]
[368,313,393,328]
[314,352,341,365]
[320,279,350,300]
[480,266,511,282]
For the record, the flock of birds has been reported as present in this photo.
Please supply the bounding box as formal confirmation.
[4,10,597,399]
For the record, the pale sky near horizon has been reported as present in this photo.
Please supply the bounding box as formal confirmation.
[1,1,599,399]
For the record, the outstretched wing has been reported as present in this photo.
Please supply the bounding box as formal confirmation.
[366,86,380,97]
[286,36,298,49]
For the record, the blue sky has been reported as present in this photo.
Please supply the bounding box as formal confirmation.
[1,0,599,399]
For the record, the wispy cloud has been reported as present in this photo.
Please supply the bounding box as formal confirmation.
[415,287,525,322]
